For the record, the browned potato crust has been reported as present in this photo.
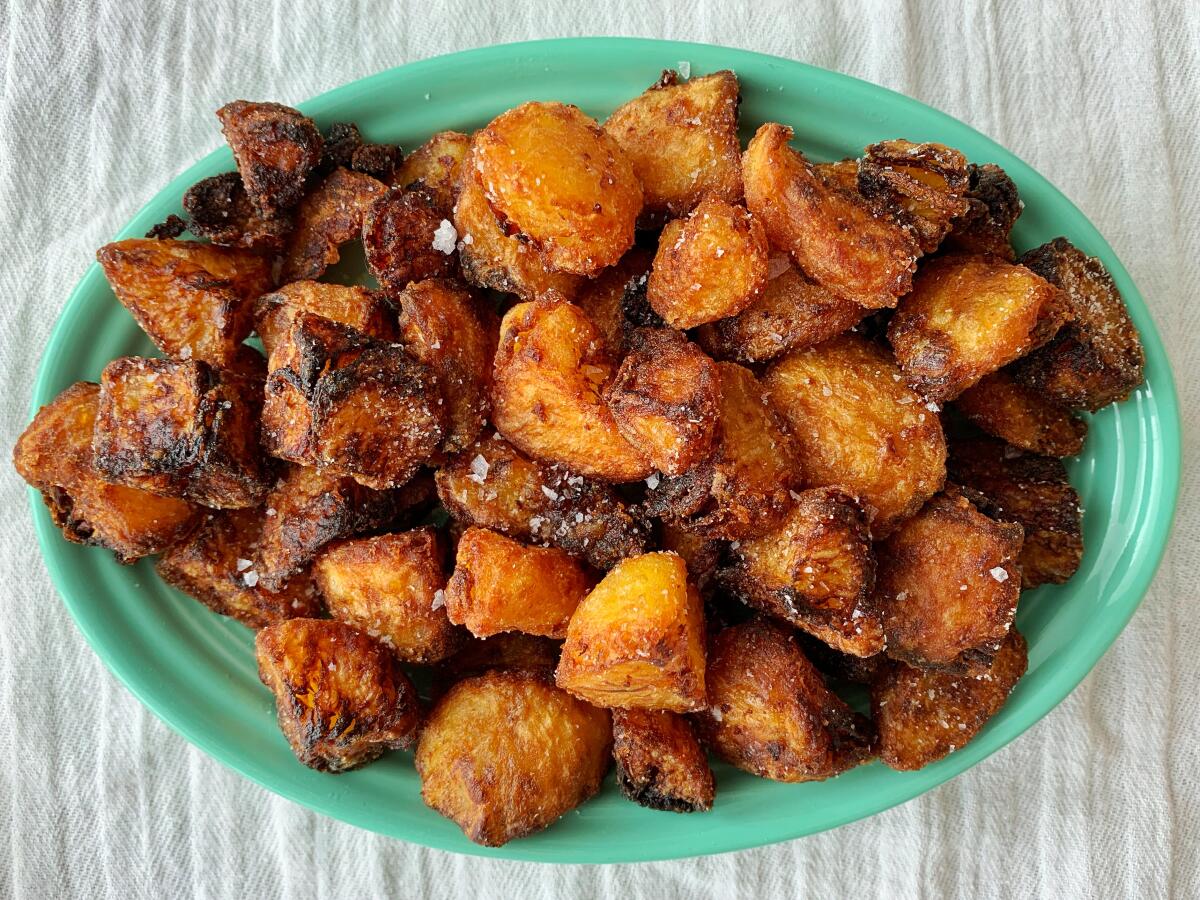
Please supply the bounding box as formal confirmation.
[93,357,271,508]
[857,140,970,254]
[873,628,1027,770]
[763,333,946,534]
[691,617,875,781]
[1012,238,1145,411]
[253,281,397,359]
[604,70,743,225]
[888,254,1068,402]
[813,159,861,192]
[318,122,401,183]
[658,525,722,595]
[743,124,920,309]
[875,488,1023,672]
[394,130,471,214]
[556,552,706,711]
[14,382,200,562]
[183,171,293,251]
[362,187,458,293]
[612,707,715,812]
[446,527,592,639]
[718,487,882,657]
[439,632,563,680]
[157,507,323,627]
[472,102,642,276]
[217,101,323,215]
[492,300,651,481]
[314,528,465,663]
[572,247,654,354]
[945,163,1022,260]
[256,618,421,772]
[953,369,1087,457]
[796,632,885,685]
[279,167,387,283]
[416,669,611,846]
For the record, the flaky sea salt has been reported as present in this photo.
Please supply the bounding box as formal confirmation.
[677,60,691,79]
[645,473,661,490]
[541,485,559,501]
[431,589,445,610]
[235,558,252,572]
[242,570,259,588]
[467,454,490,484]
[990,566,1010,583]
[431,219,458,254]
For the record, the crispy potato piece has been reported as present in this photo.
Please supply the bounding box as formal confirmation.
[254,281,397,358]
[857,140,970,254]
[875,487,1023,672]
[362,187,458,293]
[573,247,654,354]
[603,70,742,225]
[396,279,498,454]
[157,507,322,627]
[217,101,323,215]
[945,163,1022,260]
[658,525,722,595]
[93,357,271,508]
[446,527,591,639]
[718,487,882,657]
[183,171,293,251]
[873,628,1027,770]
[96,238,272,369]
[394,130,471,214]
[318,122,401,182]
[493,300,651,482]
[947,433,1083,587]
[889,254,1068,402]
[694,257,869,363]
[145,215,188,240]
[645,362,801,540]
[417,669,610,846]
[472,102,642,275]
[953,369,1087,457]
[743,124,920,309]
[279,167,388,283]
[763,333,946,534]
[14,382,199,562]
[256,618,420,772]
[440,632,562,679]
[604,328,721,475]
[612,708,715,812]
[556,552,706,711]
[1012,238,1145,410]
[691,617,875,781]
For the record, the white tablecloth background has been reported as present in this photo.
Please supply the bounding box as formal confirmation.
[1,1,1196,897]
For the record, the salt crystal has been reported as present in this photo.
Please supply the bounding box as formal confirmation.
[529,515,545,531]
[821,386,832,397]
[925,401,940,412]
[990,566,1010,583]
[266,507,276,517]
[729,541,740,551]
[430,339,441,350]
[431,219,457,254]
[541,485,559,501]
[715,247,725,258]
[789,489,803,501]
[235,558,252,572]
[896,590,908,602]
[645,473,661,490]
[467,454,490,484]
[677,60,691,79]
[242,570,259,588]
[431,589,445,610]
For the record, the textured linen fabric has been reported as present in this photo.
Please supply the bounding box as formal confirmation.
[1,1,1197,897]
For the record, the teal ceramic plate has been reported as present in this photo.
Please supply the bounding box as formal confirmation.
[28,38,1180,862]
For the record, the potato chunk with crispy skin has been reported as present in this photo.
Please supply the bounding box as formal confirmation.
[945,163,1022,260]
[659,525,722,595]
[394,130,471,215]
[279,167,387,282]
[417,669,611,846]
[183,171,293,251]
[573,247,654,354]
[875,487,1023,672]
[1012,238,1145,411]
[472,102,642,276]
[556,552,706,711]
[362,187,458,293]
[256,618,420,772]
[857,140,970,254]
[157,507,323,627]
[14,382,200,562]
[492,300,651,482]
[743,124,920,309]
[647,197,768,328]
[873,628,1027,770]
[217,101,323,215]
[718,487,882,657]
[254,281,397,358]
[763,333,946,535]
[691,617,875,781]
[953,369,1087,457]
[889,254,1068,402]
[612,707,715,813]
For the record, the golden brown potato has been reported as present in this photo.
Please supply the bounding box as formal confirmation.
[183,171,293,251]
[645,362,801,541]
[157,507,323,627]
[873,628,1027,770]
[743,124,920,309]
[556,552,706,711]
[612,707,715,813]
[253,281,397,358]
[763,333,946,535]
[14,382,200,562]
[492,300,651,482]
[646,197,768,328]
[416,669,611,846]
[603,69,742,225]
[362,187,458,293]
[953,369,1087,457]
[1012,238,1145,411]
[93,357,271,508]
[857,140,970,254]
[96,238,273,369]
[875,487,1023,672]
[393,130,471,215]
[572,247,655,354]
[945,163,1022,260]
[256,618,421,772]
[604,328,721,475]
[888,254,1068,402]
[279,167,387,283]
[691,617,875,781]
[472,101,642,276]
[718,487,882,657]
[813,158,861,192]
[314,528,466,663]
[216,101,323,215]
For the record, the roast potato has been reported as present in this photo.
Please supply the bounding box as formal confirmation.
[393,130,471,215]
[612,707,715,812]
[362,186,458,293]
[857,139,970,254]
[279,167,387,282]
[254,280,397,358]
[944,163,1022,260]
[953,369,1087,458]
[216,100,323,215]
[183,171,293,251]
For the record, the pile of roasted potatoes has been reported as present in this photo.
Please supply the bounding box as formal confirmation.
[15,69,1145,846]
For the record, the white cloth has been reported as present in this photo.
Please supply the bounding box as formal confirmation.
[1,1,1197,897]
